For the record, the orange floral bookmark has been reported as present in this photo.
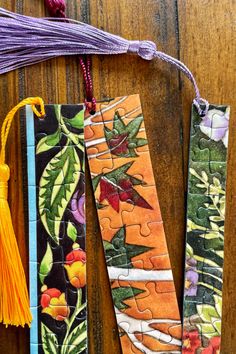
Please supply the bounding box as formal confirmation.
[85,95,181,353]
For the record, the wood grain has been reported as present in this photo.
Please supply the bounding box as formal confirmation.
[0,0,235,353]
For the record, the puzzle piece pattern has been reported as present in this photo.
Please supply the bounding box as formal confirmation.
[183,104,230,353]
[26,104,87,354]
[85,95,181,353]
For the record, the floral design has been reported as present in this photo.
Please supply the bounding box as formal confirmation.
[93,161,152,212]
[184,256,199,296]
[41,286,70,321]
[86,96,182,353]
[30,105,87,353]
[64,243,86,288]
[200,107,229,147]
[104,111,147,157]
[71,192,85,224]
[183,104,229,353]
[182,330,201,353]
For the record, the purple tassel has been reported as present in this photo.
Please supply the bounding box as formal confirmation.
[0,7,208,114]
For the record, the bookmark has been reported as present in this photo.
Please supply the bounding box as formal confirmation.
[26,104,87,354]
[182,105,230,353]
[85,94,182,353]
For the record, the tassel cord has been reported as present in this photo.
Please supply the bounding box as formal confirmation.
[43,0,96,113]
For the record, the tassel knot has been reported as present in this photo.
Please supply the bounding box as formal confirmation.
[128,40,157,60]
[0,165,9,200]
[0,164,10,182]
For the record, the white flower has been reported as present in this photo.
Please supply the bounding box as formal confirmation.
[200,107,230,147]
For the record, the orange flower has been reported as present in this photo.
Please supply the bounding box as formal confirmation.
[41,286,70,321]
[64,243,86,289]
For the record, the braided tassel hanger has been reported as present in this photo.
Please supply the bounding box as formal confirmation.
[44,0,96,113]
[0,97,45,327]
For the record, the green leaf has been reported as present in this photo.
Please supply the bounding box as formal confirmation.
[112,286,144,310]
[213,319,221,334]
[201,171,208,181]
[197,304,219,323]
[92,174,102,191]
[203,231,220,240]
[64,110,84,130]
[214,295,222,317]
[36,130,61,154]
[105,112,147,157]
[67,222,77,242]
[41,323,59,354]
[65,321,87,354]
[196,323,218,338]
[186,243,194,257]
[209,216,223,222]
[124,115,144,138]
[128,138,148,148]
[39,146,81,244]
[39,242,53,284]
[104,226,151,268]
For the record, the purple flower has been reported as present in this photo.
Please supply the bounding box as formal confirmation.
[185,269,199,296]
[186,256,197,269]
[184,257,199,296]
[200,108,229,147]
[71,192,85,225]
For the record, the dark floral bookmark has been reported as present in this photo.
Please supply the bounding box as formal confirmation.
[26,104,87,354]
[182,104,230,353]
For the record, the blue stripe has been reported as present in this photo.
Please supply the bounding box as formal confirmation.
[26,105,38,354]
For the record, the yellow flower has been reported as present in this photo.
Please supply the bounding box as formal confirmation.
[41,286,70,321]
[64,243,86,289]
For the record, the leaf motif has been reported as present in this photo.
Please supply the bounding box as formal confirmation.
[36,130,61,154]
[196,323,218,338]
[213,177,221,187]
[197,304,219,323]
[201,171,208,181]
[65,321,87,354]
[41,323,59,354]
[39,242,53,284]
[105,112,147,157]
[67,222,77,242]
[39,145,81,244]
[209,216,223,222]
[203,231,220,240]
[64,110,84,130]
[112,287,144,310]
[212,318,221,334]
[98,162,152,212]
[104,226,151,268]
[92,174,102,191]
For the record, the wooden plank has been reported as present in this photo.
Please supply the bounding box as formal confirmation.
[178,1,236,353]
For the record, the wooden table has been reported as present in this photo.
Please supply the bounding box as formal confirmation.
[0,1,235,353]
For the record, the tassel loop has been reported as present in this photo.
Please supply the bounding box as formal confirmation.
[0,97,45,327]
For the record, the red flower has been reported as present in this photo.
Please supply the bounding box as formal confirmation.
[108,133,129,156]
[182,330,201,353]
[64,243,86,289]
[41,286,70,321]
[202,337,221,354]
[99,177,152,212]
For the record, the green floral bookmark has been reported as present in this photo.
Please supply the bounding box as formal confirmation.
[26,104,87,354]
[182,104,230,353]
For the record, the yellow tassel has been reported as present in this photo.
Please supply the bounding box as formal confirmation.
[0,97,45,327]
